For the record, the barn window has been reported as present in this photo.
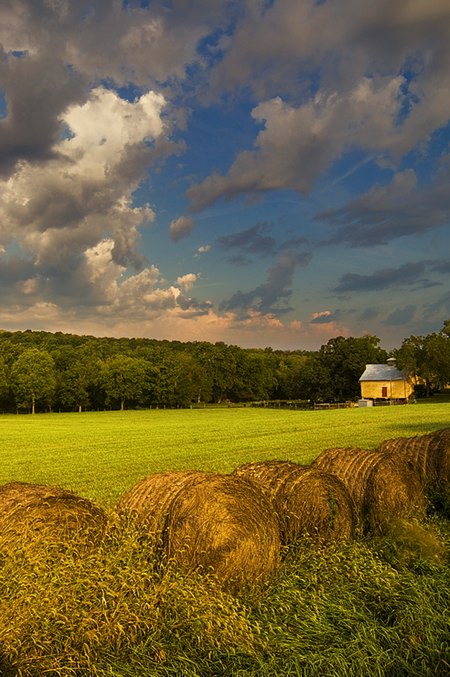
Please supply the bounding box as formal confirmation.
[381,386,388,398]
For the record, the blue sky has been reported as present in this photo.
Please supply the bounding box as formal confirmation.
[0,0,449,351]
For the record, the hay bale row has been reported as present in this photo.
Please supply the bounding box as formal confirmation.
[1,428,446,589]
[0,481,107,554]
[117,470,209,535]
[377,433,439,487]
[117,471,281,588]
[312,447,382,515]
[377,428,450,510]
[233,460,356,544]
[0,474,281,590]
[312,446,427,532]
[364,453,426,530]
[377,428,450,486]
[116,429,449,585]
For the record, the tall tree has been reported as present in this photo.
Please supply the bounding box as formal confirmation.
[294,354,335,403]
[10,348,57,414]
[395,331,450,396]
[100,355,149,410]
[278,353,314,400]
[0,339,23,367]
[53,346,100,412]
[317,335,387,401]
[227,350,277,402]
[193,343,239,403]
[0,358,9,407]
[156,352,207,407]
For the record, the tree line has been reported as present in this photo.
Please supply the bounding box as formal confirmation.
[0,322,448,413]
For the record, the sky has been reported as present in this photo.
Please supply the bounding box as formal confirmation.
[0,0,449,352]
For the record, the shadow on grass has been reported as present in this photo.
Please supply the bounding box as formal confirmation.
[416,394,450,404]
[383,422,450,435]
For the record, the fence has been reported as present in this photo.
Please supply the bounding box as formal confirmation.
[251,400,355,410]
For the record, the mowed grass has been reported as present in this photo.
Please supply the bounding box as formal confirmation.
[0,400,449,507]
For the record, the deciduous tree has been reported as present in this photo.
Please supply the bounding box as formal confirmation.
[0,358,8,406]
[53,346,99,412]
[317,335,387,402]
[10,348,56,413]
[100,355,149,410]
[395,331,450,396]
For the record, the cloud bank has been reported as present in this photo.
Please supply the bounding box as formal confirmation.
[0,0,448,350]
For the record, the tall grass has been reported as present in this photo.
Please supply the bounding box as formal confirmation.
[0,403,449,675]
[0,516,448,676]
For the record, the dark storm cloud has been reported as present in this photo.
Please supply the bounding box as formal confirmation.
[0,0,230,178]
[0,51,86,176]
[216,224,310,267]
[0,256,35,282]
[430,259,450,274]
[211,0,450,102]
[317,166,450,248]
[358,307,381,321]
[333,262,427,293]
[217,222,277,259]
[220,250,311,315]
[383,305,416,325]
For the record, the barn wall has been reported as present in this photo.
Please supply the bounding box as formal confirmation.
[360,380,414,400]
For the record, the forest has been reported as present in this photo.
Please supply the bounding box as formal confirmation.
[0,321,449,413]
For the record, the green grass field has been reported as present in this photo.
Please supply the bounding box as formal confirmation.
[0,402,449,676]
[1,400,449,507]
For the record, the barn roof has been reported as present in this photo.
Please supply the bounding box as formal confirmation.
[359,364,406,382]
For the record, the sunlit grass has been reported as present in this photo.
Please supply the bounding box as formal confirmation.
[0,516,448,676]
[0,402,448,506]
[0,403,449,675]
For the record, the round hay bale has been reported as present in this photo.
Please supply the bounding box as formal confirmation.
[432,428,450,499]
[0,482,107,554]
[377,428,450,513]
[117,471,281,587]
[377,433,438,488]
[312,447,382,515]
[363,453,427,532]
[312,447,426,532]
[233,460,308,488]
[434,427,450,468]
[233,460,356,543]
[117,470,208,533]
